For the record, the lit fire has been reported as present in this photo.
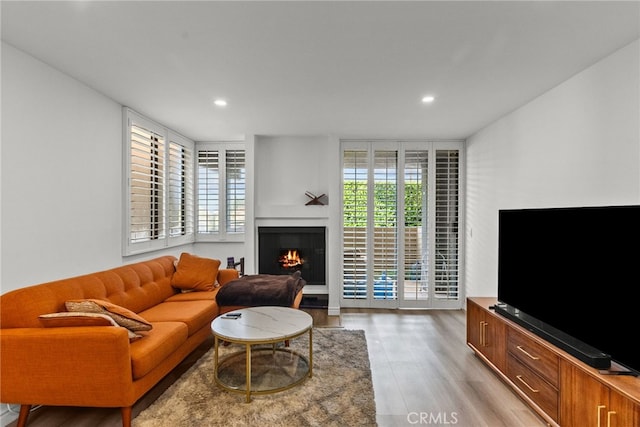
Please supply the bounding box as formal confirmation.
[279,249,303,268]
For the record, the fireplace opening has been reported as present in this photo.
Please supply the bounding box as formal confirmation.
[258,226,326,286]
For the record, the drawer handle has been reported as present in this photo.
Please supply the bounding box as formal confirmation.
[479,321,488,347]
[516,345,540,360]
[597,405,606,427]
[607,410,616,427]
[516,375,539,393]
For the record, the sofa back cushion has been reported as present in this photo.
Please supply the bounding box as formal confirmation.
[0,256,177,329]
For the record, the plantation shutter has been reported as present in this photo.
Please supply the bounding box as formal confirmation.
[434,149,460,299]
[129,124,165,244]
[373,150,398,300]
[225,150,245,233]
[195,143,245,241]
[168,136,194,238]
[343,150,368,299]
[197,150,220,234]
[403,150,429,300]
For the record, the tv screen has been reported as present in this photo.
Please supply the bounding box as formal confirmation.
[497,205,639,374]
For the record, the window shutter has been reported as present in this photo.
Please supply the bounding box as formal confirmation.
[373,150,397,300]
[434,149,460,299]
[195,143,245,240]
[197,149,220,234]
[403,150,429,300]
[225,149,245,233]
[168,135,194,239]
[129,124,165,244]
[343,150,368,299]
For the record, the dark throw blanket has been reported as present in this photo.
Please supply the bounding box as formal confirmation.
[216,270,306,307]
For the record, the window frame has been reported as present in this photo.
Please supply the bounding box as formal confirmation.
[123,108,195,255]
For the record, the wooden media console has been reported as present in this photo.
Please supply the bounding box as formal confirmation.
[467,297,640,427]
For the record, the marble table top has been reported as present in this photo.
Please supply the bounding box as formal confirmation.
[211,306,312,343]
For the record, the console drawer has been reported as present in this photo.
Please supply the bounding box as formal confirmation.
[508,328,559,387]
[507,354,559,422]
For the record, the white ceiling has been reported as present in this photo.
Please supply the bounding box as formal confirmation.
[2,1,639,141]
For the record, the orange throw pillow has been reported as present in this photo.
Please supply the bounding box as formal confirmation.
[65,299,152,332]
[171,252,220,292]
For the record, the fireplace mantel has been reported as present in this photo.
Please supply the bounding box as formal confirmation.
[255,204,329,222]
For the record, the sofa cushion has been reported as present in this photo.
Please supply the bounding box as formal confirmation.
[138,300,216,336]
[164,287,220,302]
[129,321,188,380]
[171,253,220,292]
[65,299,152,332]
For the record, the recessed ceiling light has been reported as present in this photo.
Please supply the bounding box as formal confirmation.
[422,95,435,103]
[214,99,227,107]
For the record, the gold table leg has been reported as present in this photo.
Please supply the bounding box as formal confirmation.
[245,343,252,403]
[309,328,313,378]
[214,335,220,381]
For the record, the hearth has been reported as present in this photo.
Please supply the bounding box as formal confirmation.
[258,226,326,286]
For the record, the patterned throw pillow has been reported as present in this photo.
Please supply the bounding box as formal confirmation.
[39,311,143,341]
[40,312,114,327]
[65,299,152,332]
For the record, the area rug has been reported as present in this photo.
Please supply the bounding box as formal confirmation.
[133,328,377,427]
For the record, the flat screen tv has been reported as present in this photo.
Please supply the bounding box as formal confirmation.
[496,204,639,375]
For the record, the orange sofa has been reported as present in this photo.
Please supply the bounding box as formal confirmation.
[0,255,239,427]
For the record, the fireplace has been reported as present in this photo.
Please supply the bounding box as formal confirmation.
[258,226,326,286]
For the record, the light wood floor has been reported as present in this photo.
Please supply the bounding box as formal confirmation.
[5,308,547,427]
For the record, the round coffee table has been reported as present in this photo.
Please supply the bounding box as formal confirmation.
[211,306,313,402]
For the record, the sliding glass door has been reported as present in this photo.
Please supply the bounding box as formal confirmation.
[341,140,463,309]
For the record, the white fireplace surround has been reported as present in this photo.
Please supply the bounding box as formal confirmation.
[244,135,342,315]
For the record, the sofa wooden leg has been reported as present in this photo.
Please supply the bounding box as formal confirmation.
[17,405,31,427]
[121,406,132,427]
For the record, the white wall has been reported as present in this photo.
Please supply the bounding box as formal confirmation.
[255,135,332,214]
[0,43,192,293]
[465,39,640,297]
